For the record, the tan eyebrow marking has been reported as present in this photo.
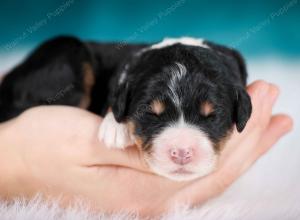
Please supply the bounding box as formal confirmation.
[150,100,165,115]
[200,101,214,116]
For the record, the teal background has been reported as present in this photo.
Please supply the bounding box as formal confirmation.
[0,0,299,58]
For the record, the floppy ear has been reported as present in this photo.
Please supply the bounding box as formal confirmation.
[205,41,251,131]
[233,87,252,132]
[110,81,130,123]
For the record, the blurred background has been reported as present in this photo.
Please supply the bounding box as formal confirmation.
[0,0,299,63]
[0,0,299,214]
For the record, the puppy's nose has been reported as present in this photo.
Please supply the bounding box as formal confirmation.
[170,148,193,165]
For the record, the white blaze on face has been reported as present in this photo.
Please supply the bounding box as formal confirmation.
[167,62,187,107]
[147,116,217,181]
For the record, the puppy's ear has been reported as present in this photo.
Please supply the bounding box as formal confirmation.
[110,81,130,122]
[206,41,251,131]
[205,41,248,85]
[233,87,252,132]
[226,48,248,85]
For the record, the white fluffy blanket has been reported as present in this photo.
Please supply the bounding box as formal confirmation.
[0,57,299,219]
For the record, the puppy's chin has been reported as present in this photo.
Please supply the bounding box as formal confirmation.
[146,156,218,181]
[134,141,218,181]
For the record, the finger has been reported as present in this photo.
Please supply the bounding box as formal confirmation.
[251,114,293,159]
[246,81,279,124]
[247,80,270,104]
[253,83,280,130]
[259,83,280,123]
[247,81,279,103]
[236,114,293,175]
[268,83,280,106]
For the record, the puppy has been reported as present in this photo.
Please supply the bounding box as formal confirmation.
[0,37,95,121]
[99,37,252,181]
[0,36,251,181]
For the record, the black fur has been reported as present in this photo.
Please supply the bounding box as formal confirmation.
[0,36,92,121]
[0,36,251,151]
[86,41,148,115]
[109,43,252,149]
[0,36,146,122]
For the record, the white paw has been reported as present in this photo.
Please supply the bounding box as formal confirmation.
[98,112,133,149]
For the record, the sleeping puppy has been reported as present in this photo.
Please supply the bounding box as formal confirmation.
[0,36,251,181]
[99,37,252,181]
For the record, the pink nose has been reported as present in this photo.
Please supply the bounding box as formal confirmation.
[170,148,193,165]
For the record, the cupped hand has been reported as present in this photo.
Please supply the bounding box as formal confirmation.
[0,81,293,216]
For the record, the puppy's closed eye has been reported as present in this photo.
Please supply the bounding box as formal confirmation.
[200,101,214,117]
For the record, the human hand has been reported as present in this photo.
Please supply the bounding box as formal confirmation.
[0,81,292,216]
[0,106,151,208]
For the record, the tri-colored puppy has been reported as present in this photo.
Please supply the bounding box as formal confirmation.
[0,36,251,181]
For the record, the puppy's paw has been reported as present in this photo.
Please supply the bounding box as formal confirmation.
[98,112,133,149]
